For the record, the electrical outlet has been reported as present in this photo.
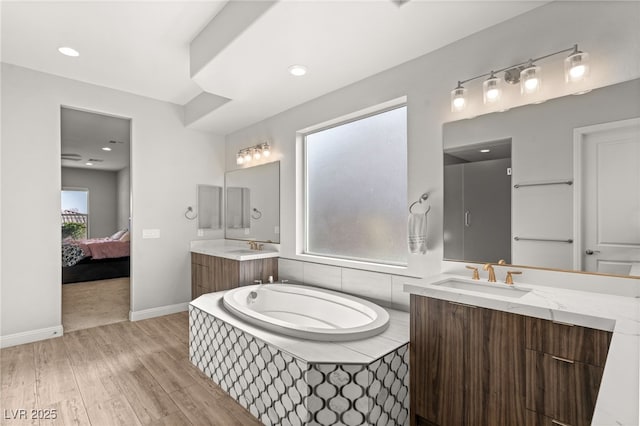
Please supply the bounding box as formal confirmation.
[197,229,204,237]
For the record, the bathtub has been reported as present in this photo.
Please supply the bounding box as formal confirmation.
[222,283,390,341]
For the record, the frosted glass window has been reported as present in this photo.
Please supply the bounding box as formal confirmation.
[305,106,408,265]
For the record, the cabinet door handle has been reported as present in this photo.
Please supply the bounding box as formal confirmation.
[448,301,477,309]
[552,355,575,364]
[464,211,471,227]
[551,420,571,426]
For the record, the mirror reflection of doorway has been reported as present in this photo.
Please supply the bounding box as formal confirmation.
[575,118,640,275]
[60,107,131,332]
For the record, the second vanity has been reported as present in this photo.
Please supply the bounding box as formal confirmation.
[405,272,640,426]
[190,240,279,299]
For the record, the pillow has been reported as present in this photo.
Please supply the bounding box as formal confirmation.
[110,229,127,240]
[119,231,130,242]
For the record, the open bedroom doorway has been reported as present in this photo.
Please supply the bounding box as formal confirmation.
[60,106,131,332]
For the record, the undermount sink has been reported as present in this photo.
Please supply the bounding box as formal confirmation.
[226,249,263,255]
[433,278,531,298]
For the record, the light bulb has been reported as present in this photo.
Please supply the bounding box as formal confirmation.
[236,154,244,165]
[253,150,261,160]
[262,146,271,157]
[451,85,467,112]
[565,50,589,83]
[520,64,541,95]
[243,152,251,162]
[483,73,501,104]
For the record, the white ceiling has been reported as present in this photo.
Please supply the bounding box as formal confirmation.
[1,1,547,136]
[61,107,131,171]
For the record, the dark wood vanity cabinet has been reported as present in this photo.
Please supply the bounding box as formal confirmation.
[191,252,278,299]
[524,318,612,426]
[410,295,527,426]
[410,295,612,426]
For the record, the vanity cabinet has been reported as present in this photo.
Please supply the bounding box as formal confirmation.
[410,295,527,426]
[191,253,278,299]
[525,318,612,426]
[410,295,612,426]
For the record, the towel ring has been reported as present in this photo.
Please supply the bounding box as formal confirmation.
[409,192,431,215]
[251,208,262,220]
[185,206,197,220]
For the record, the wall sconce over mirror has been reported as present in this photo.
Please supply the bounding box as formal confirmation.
[451,44,590,112]
[236,142,272,165]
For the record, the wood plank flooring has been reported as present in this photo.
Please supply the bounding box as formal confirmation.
[62,278,130,332]
[0,312,261,426]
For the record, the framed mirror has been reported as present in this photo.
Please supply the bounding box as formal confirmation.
[197,185,222,230]
[443,79,640,277]
[225,161,280,243]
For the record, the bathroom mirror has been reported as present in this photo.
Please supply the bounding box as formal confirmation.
[443,79,640,277]
[225,161,280,243]
[197,184,222,230]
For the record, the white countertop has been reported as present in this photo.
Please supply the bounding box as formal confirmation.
[190,239,279,261]
[403,274,640,426]
[190,291,409,365]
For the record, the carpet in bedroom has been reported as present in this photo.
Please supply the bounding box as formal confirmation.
[62,277,130,332]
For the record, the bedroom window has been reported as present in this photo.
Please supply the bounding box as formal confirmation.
[61,189,89,239]
[303,104,408,266]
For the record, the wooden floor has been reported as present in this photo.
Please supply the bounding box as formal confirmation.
[0,312,262,426]
[62,278,130,332]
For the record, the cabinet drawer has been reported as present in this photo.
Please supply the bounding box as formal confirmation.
[525,317,611,367]
[526,350,604,426]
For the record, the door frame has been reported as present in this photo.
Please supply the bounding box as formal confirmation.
[572,117,640,270]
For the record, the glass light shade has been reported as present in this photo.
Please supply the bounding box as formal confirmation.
[565,51,589,83]
[236,153,244,165]
[243,151,251,162]
[520,65,541,95]
[451,86,467,112]
[262,145,271,157]
[483,75,502,104]
[253,149,261,160]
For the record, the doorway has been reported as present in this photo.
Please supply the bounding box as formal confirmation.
[60,106,132,331]
[574,117,640,275]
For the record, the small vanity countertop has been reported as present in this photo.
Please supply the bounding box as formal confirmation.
[403,274,640,426]
[190,291,409,365]
[190,239,279,261]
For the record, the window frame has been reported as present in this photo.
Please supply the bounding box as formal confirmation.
[302,102,408,267]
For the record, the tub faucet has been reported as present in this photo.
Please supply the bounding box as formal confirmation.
[483,263,496,282]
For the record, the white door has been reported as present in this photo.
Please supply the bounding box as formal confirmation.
[577,118,640,275]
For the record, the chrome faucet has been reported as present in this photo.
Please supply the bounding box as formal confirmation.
[483,263,497,282]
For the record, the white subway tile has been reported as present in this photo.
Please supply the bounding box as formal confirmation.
[303,262,342,291]
[278,258,304,283]
[341,269,391,303]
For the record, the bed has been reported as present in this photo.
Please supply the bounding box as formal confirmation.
[62,233,130,284]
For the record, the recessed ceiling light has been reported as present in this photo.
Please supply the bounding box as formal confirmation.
[480,149,491,153]
[288,65,307,77]
[85,162,93,166]
[58,47,80,57]
[101,147,112,151]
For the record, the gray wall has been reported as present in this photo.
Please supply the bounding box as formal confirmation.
[224,1,640,278]
[62,167,119,238]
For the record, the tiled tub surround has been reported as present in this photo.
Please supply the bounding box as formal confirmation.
[190,291,410,426]
[404,274,640,426]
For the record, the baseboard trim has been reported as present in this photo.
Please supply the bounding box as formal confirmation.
[129,302,189,321]
[0,325,64,348]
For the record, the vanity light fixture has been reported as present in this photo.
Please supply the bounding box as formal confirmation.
[451,44,589,112]
[236,142,272,165]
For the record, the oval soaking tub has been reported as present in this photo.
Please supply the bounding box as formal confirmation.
[222,284,390,341]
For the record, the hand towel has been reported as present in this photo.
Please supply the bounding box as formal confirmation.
[408,212,427,254]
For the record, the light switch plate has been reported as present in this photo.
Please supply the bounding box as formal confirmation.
[142,229,161,239]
